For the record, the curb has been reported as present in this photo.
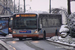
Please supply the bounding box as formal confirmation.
[46,39,75,47]
[0,40,14,50]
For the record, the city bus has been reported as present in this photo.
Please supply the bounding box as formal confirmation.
[0,15,11,36]
[12,13,62,40]
[12,13,42,40]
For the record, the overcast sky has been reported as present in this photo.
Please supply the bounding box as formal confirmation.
[14,0,75,13]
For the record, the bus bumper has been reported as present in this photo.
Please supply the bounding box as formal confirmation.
[12,34,39,38]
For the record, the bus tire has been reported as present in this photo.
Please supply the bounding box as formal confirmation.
[19,38,23,41]
[32,37,38,40]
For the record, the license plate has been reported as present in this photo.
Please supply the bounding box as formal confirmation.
[19,30,31,33]
[23,35,27,37]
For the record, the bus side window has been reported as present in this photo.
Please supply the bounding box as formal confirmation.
[41,18,48,28]
[40,24,42,28]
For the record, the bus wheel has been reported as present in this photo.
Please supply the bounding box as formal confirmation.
[19,38,23,41]
[32,37,38,40]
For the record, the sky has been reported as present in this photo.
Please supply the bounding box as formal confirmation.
[13,0,75,13]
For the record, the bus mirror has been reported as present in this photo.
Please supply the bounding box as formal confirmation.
[40,24,42,28]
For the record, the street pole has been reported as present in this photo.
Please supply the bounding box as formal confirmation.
[14,0,15,13]
[49,0,51,13]
[67,0,71,15]
[24,0,25,13]
[18,0,20,13]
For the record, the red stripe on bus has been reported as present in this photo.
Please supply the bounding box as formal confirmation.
[12,33,60,38]
[12,34,39,37]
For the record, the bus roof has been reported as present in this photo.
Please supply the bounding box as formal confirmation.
[13,13,37,15]
[38,13,62,16]
[0,15,12,17]
[13,12,62,16]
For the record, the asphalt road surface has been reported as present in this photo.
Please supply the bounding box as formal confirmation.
[5,38,70,50]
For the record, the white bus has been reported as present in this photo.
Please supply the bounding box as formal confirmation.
[12,13,42,40]
[11,13,62,40]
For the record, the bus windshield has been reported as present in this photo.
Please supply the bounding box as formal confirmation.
[13,17,37,29]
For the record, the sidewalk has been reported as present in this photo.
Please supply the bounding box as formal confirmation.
[0,34,14,50]
[47,36,75,47]
[0,34,12,39]
[0,40,14,50]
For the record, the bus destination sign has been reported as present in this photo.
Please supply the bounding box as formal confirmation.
[21,14,36,17]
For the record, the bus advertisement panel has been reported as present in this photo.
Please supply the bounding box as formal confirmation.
[0,17,9,36]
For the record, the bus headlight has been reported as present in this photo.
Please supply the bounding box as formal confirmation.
[13,31,16,33]
[34,31,38,34]
[11,18,13,20]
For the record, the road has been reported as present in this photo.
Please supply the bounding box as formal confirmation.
[0,34,74,50]
[3,38,70,50]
